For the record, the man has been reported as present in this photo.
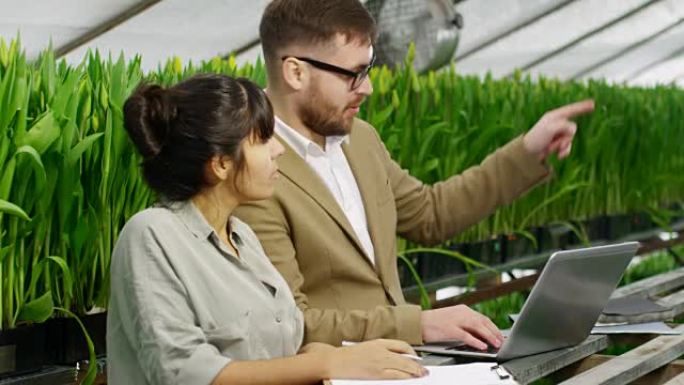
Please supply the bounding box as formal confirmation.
[234,0,594,349]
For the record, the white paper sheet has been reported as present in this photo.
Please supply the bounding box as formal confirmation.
[330,363,519,385]
[591,321,681,335]
[508,314,680,335]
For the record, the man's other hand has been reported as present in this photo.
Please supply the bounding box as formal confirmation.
[420,305,504,350]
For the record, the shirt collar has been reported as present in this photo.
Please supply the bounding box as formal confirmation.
[170,200,242,245]
[274,116,349,158]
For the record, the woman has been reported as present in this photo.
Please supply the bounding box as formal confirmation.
[107,74,427,385]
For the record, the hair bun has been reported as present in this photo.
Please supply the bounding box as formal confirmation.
[123,84,177,159]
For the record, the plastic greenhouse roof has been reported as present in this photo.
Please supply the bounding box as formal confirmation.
[2,0,684,87]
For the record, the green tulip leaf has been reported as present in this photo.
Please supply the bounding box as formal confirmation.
[17,291,54,324]
[20,110,61,154]
[67,132,104,166]
[0,199,30,221]
[15,145,47,194]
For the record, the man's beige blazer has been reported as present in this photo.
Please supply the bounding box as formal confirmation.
[234,118,549,345]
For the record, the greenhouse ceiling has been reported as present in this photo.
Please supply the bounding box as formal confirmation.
[2,0,684,87]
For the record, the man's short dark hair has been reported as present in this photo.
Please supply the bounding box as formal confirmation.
[260,0,377,66]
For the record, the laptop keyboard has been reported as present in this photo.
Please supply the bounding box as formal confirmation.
[447,344,500,354]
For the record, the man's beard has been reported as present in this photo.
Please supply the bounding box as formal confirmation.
[298,86,356,137]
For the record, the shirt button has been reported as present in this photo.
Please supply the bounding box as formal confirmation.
[276,316,282,323]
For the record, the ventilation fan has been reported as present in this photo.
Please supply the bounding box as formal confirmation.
[366,0,464,73]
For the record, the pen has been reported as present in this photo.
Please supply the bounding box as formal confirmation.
[341,340,424,361]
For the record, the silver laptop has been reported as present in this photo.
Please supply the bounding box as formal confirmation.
[414,242,640,361]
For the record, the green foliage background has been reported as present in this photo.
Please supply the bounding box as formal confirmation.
[0,39,682,329]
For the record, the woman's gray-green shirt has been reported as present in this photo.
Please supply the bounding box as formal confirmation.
[107,201,304,385]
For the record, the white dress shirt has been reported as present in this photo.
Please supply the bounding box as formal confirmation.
[275,117,376,265]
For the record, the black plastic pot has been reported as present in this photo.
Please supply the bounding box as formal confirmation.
[502,233,534,261]
[46,312,107,365]
[418,248,467,283]
[630,212,655,233]
[0,323,50,378]
[606,214,631,240]
[584,217,607,241]
[540,224,574,250]
[0,311,108,379]
[468,238,504,266]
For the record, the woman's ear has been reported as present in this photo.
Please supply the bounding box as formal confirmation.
[282,57,307,91]
[205,155,233,184]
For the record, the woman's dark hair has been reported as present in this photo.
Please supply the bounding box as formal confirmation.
[123,74,274,201]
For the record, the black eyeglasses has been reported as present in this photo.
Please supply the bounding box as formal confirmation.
[281,53,376,90]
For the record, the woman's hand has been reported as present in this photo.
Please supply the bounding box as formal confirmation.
[214,340,426,385]
[313,339,428,380]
